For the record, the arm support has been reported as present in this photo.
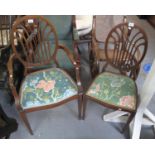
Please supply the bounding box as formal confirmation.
[7,53,22,111]
[58,45,83,93]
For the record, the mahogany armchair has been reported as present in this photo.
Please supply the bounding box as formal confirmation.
[83,22,148,132]
[7,15,83,135]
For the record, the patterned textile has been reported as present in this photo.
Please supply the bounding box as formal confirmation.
[20,68,78,109]
[86,72,136,111]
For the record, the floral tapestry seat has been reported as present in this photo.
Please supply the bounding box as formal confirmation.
[86,72,137,111]
[20,68,78,109]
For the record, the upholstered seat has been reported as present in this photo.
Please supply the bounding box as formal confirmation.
[8,15,82,135]
[20,68,78,109]
[86,72,136,111]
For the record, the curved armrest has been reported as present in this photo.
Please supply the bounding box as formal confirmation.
[58,44,77,66]
[58,45,83,93]
[7,54,22,111]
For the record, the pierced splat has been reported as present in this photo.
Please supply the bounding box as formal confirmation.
[105,22,148,79]
[11,15,59,71]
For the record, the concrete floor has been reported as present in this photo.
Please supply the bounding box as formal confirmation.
[0,15,155,139]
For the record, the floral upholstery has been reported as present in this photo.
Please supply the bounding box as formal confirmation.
[86,72,136,111]
[20,68,78,109]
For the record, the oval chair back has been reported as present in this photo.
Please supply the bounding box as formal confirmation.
[105,22,148,80]
[11,15,59,72]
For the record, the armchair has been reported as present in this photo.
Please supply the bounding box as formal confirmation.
[7,15,83,134]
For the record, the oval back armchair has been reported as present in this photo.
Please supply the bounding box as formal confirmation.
[7,15,83,135]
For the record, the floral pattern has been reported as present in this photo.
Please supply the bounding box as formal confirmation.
[86,72,136,110]
[119,96,135,109]
[20,68,78,109]
[36,80,56,92]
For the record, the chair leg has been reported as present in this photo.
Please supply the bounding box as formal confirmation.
[88,42,92,54]
[77,46,81,54]
[91,60,99,78]
[82,95,87,120]
[122,112,135,133]
[101,61,108,72]
[19,111,33,135]
[5,134,10,139]
[78,93,83,119]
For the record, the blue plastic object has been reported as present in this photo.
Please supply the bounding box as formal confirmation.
[143,63,152,73]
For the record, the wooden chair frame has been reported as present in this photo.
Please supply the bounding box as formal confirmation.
[7,15,83,135]
[83,21,148,133]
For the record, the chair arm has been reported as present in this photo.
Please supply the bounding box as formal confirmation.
[75,61,83,93]
[58,44,77,66]
[58,44,83,93]
[7,54,22,111]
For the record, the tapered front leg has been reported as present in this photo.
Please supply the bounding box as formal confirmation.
[19,111,33,135]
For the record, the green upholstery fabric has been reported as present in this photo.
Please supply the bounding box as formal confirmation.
[43,15,72,40]
[20,68,78,109]
[86,72,136,111]
[57,40,74,70]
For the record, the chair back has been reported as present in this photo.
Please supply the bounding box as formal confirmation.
[11,15,60,71]
[105,22,148,78]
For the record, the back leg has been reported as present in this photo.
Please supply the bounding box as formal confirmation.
[122,112,135,133]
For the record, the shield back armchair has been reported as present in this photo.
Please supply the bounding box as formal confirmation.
[7,15,83,134]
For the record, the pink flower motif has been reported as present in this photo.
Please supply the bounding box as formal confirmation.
[89,90,96,94]
[119,96,135,109]
[89,84,100,94]
[36,80,56,92]
[36,80,47,89]
[96,84,100,92]
[43,80,56,92]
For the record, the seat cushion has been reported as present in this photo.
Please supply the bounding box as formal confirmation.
[86,72,136,111]
[20,68,78,109]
